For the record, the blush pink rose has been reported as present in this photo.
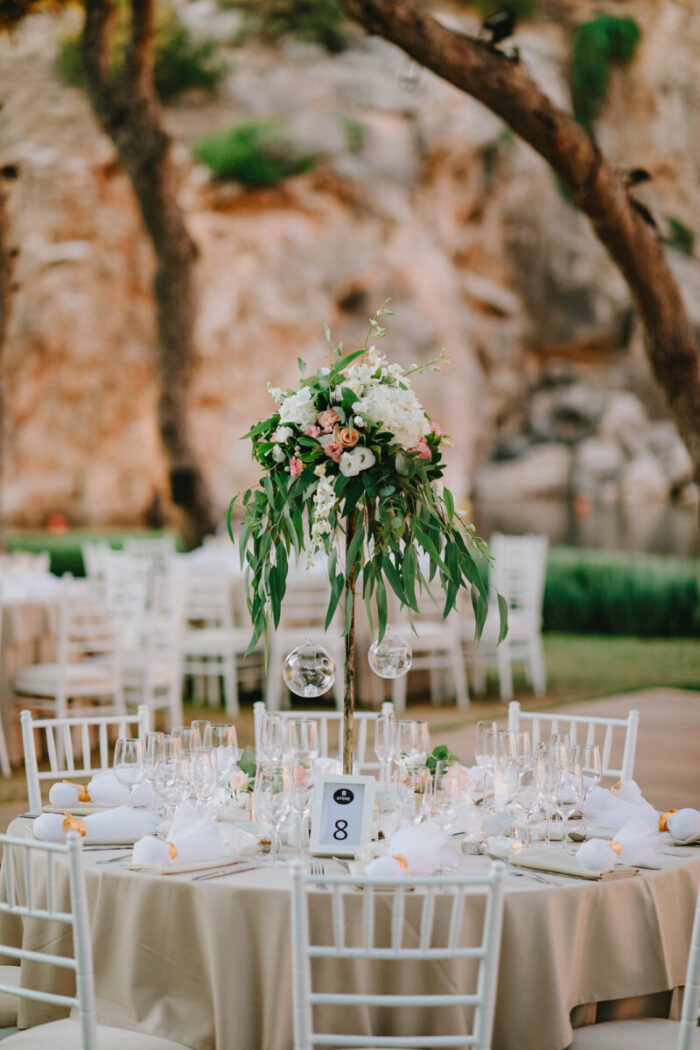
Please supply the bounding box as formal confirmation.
[317,408,340,432]
[304,424,322,438]
[430,421,442,437]
[289,456,303,477]
[323,441,343,463]
[411,440,433,461]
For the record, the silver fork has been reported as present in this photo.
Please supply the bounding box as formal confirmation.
[309,859,327,889]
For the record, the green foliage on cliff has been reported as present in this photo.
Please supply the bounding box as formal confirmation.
[222,0,349,53]
[57,4,226,103]
[193,120,316,187]
[570,14,642,130]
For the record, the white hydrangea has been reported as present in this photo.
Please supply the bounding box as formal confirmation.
[354,384,430,449]
[274,426,294,444]
[278,386,318,428]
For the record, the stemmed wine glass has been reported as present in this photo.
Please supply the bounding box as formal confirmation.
[571,744,602,837]
[254,762,292,863]
[113,738,144,806]
[284,719,319,851]
[210,724,239,793]
[560,754,585,853]
[190,720,213,750]
[474,721,498,803]
[260,714,284,761]
[374,712,395,785]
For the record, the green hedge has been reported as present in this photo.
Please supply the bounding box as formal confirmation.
[543,547,699,638]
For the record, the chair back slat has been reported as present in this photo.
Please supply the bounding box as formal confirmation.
[0,833,97,1048]
[21,706,150,813]
[508,702,639,781]
[291,864,506,1050]
[331,885,345,951]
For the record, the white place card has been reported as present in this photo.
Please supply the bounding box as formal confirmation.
[309,774,375,857]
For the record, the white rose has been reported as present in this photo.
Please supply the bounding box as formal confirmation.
[339,446,376,477]
[278,387,318,428]
[274,426,294,443]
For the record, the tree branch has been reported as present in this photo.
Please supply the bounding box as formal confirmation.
[126,0,154,96]
[339,0,700,482]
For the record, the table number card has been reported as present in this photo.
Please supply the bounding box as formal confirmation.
[309,774,375,857]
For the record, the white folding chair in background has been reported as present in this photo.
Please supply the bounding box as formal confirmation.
[389,585,469,715]
[508,701,640,782]
[253,700,395,774]
[266,568,344,712]
[466,532,549,703]
[290,859,506,1050]
[10,579,125,722]
[20,705,151,815]
[0,582,12,777]
[0,831,190,1050]
[570,878,700,1050]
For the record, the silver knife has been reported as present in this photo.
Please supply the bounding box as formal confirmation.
[191,863,259,882]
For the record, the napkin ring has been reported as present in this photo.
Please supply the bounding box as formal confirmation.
[392,854,409,871]
[659,810,677,832]
[62,780,91,803]
[62,814,87,836]
[610,840,622,856]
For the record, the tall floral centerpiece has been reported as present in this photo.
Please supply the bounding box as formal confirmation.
[230,303,507,773]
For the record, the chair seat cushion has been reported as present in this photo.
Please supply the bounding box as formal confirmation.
[11,662,117,698]
[570,1017,700,1050]
[0,966,20,1028]
[0,1018,190,1049]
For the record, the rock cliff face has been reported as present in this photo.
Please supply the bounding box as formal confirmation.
[1,2,699,529]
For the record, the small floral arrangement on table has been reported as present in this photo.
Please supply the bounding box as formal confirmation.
[231,302,507,654]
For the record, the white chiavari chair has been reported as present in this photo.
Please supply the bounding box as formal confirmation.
[253,701,395,774]
[466,533,549,703]
[0,832,189,1049]
[507,701,640,782]
[10,579,125,722]
[570,878,700,1049]
[266,568,344,712]
[20,705,150,815]
[0,581,11,777]
[290,859,506,1050]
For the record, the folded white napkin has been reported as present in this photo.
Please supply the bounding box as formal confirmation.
[34,806,156,843]
[487,838,636,880]
[48,782,89,808]
[365,822,447,878]
[88,771,154,807]
[666,808,700,842]
[584,781,657,831]
[613,817,666,866]
[131,802,257,870]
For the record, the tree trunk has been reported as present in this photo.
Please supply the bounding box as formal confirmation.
[81,0,216,548]
[338,0,700,486]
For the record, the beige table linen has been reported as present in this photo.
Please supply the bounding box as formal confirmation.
[0,602,58,763]
[1,818,699,1050]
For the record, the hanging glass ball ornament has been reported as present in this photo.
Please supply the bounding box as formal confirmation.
[283,641,336,698]
[367,629,412,679]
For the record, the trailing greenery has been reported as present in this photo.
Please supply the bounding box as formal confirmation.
[221,0,349,53]
[543,547,699,638]
[57,4,226,103]
[665,217,695,257]
[193,119,316,187]
[570,14,642,130]
[5,530,183,577]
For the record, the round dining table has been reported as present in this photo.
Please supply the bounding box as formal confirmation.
[1,815,699,1050]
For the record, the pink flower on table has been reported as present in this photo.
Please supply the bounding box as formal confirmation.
[304,424,322,438]
[323,441,343,463]
[410,440,432,461]
[430,421,442,437]
[317,408,340,432]
[289,456,303,477]
[230,770,250,792]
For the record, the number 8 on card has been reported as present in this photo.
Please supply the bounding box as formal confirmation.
[309,774,375,857]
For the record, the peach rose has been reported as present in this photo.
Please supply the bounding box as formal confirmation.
[336,425,359,448]
[289,456,303,477]
[411,440,432,461]
[317,408,340,432]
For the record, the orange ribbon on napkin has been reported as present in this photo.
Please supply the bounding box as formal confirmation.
[392,854,409,871]
[167,842,178,860]
[62,814,87,836]
[659,810,677,832]
[62,780,91,803]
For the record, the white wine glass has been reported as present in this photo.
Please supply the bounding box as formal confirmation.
[374,712,395,784]
[254,762,292,863]
[113,738,144,806]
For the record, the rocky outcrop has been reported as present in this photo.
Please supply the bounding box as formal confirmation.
[1,3,699,528]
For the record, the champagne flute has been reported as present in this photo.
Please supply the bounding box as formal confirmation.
[284,718,319,762]
[374,712,395,785]
[475,721,498,768]
[414,721,431,765]
[191,720,213,750]
[211,724,239,786]
[113,738,144,806]
[396,721,417,768]
[571,744,602,836]
[260,714,284,761]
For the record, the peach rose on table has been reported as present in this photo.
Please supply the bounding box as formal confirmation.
[317,408,340,432]
[289,456,303,477]
[336,426,359,448]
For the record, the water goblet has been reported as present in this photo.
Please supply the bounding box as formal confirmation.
[254,762,292,863]
[113,738,144,806]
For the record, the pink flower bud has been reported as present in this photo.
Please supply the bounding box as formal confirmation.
[289,456,303,477]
